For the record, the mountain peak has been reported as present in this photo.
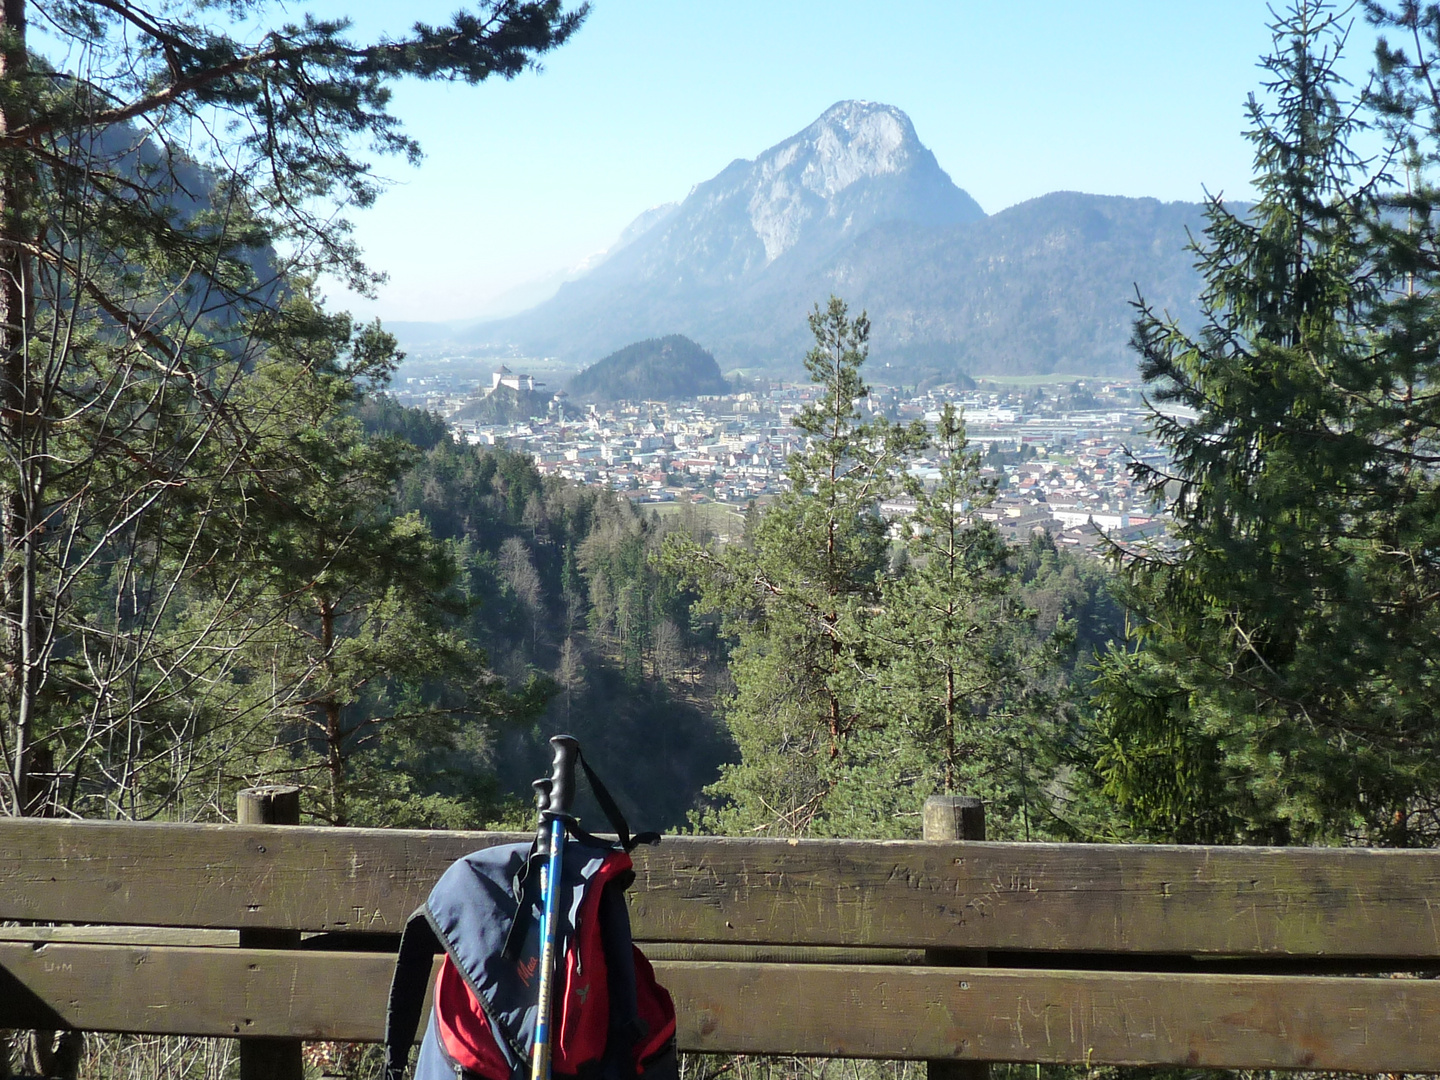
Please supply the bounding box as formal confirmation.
[812,99,914,135]
[812,99,917,140]
[758,101,927,217]
[614,100,984,270]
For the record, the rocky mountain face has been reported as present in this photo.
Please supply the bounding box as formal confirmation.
[603,100,984,278]
[454,101,1208,380]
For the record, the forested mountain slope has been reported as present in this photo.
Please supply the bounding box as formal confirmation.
[372,419,736,829]
[567,335,728,402]
[359,395,1119,831]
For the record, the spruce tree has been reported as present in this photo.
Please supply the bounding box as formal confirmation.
[1093,0,1440,845]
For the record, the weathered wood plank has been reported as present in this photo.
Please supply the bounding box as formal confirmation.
[3,945,1439,1071]
[0,819,523,936]
[642,944,926,965]
[0,927,1416,979]
[0,931,1416,975]
[0,942,389,1038]
[631,836,1440,958]
[7,819,1440,956]
[0,926,238,947]
[0,943,432,1042]
[667,961,1440,1070]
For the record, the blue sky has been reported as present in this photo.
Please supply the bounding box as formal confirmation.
[327,1,1378,324]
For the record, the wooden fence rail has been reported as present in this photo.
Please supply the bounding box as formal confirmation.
[4,814,1440,1071]
[6,818,1440,956]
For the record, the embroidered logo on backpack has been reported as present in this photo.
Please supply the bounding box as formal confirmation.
[516,955,538,988]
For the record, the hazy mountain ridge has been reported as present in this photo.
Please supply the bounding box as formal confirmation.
[569,101,981,295]
[797,192,1210,376]
[427,102,1211,380]
[612,202,680,252]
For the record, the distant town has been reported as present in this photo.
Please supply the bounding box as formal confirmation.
[391,362,1185,558]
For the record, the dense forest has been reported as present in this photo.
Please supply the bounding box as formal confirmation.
[366,397,738,828]
[348,387,1118,834]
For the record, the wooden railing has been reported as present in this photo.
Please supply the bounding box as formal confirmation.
[4,800,1440,1073]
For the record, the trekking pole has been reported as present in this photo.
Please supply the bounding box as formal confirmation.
[530,734,579,1080]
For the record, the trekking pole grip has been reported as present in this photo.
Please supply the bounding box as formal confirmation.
[548,735,580,816]
[532,778,552,855]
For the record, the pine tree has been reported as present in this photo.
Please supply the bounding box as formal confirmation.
[125,297,522,827]
[0,0,586,816]
[833,405,1060,839]
[226,324,471,827]
[664,297,924,836]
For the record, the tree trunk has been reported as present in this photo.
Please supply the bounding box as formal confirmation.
[944,665,956,792]
[828,629,841,758]
[0,0,38,819]
[319,598,346,827]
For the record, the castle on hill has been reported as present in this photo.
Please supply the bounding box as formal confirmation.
[489,365,540,394]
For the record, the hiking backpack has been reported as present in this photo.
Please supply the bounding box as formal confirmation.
[383,763,677,1080]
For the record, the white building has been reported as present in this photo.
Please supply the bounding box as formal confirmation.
[1053,508,1129,532]
[490,365,536,393]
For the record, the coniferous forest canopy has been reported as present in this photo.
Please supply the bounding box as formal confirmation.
[0,0,1438,886]
[567,335,730,404]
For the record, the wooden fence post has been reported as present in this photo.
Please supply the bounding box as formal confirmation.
[237,786,303,1080]
[923,795,988,1080]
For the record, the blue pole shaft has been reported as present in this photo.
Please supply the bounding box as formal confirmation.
[530,815,567,1080]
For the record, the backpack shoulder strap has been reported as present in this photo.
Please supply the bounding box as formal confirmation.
[383,907,444,1080]
[575,750,660,852]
